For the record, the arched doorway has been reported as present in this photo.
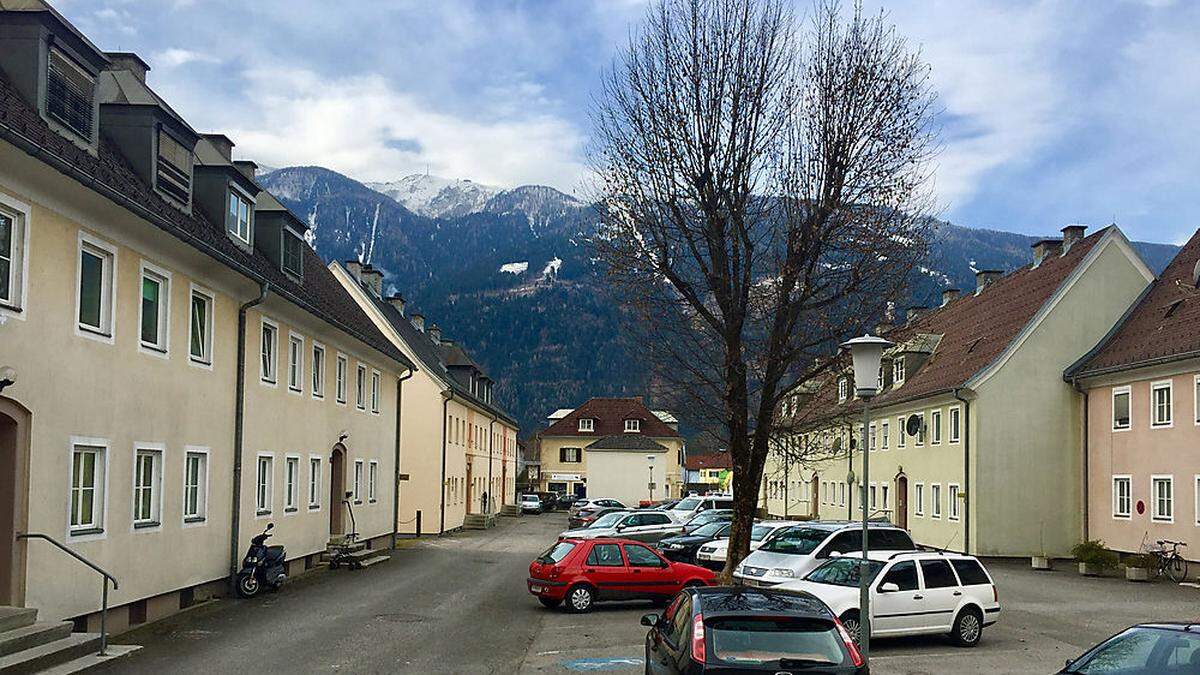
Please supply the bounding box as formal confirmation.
[466,460,475,515]
[0,398,31,606]
[329,445,347,536]
[895,473,909,530]
[809,473,820,520]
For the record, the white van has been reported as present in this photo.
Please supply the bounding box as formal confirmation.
[668,494,733,522]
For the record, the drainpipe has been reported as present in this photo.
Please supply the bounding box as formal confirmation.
[230,282,270,582]
[392,368,414,549]
[1070,376,1090,542]
[488,417,497,514]
[953,388,971,554]
[440,390,454,533]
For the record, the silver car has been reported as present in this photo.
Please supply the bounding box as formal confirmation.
[559,510,685,543]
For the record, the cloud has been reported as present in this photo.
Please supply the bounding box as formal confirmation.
[151,48,220,69]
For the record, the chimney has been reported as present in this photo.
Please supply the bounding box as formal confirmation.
[1031,239,1062,267]
[233,160,257,181]
[941,288,961,306]
[360,265,383,297]
[975,269,1003,295]
[345,260,363,281]
[1061,224,1086,254]
[905,306,928,325]
[200,134,234,162]
[410,313,425,332]
[105,52,150,83]
[428,324,442,344]
[874,321,893,335]
[385,294,406,316]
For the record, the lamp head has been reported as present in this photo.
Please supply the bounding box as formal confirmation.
[839,334,893,398]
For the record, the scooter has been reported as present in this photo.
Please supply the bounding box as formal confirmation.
[327,492,361,570]
[236,522,287,598]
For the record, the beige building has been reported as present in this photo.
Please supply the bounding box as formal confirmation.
[762,225,1155,557]
[333,262,520,533]
[538,397,684,502]
[0,1,415,640]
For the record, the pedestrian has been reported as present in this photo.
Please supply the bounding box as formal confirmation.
[481,491,489,513]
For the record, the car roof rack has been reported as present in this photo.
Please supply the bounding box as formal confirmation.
[886,549,954,561]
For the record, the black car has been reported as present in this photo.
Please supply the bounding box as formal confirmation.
[535,492,560,512]
[657,522,731,564]
[556,493,580,510]
[682,509,733,534]
[1059,623,1200,674]
[642,586,865,674]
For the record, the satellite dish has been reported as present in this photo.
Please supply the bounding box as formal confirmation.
[905,414,923,437]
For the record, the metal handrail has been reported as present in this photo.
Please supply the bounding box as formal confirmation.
[16,532,118,656]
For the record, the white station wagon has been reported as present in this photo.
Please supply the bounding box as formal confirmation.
[734,522,915,586]
[780,550,1001,647]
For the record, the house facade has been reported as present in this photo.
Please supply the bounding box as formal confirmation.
[684,452,733,494]
[0,2,415,632]
[537,397,684,501]
[333,262,520,533]
[1066,229,1200,560]
[763,225,1155,557]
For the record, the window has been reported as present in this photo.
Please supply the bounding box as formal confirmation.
[951,559,991,586]
[920,560,958,589]
[312,344,325,398]
[948,483,960,521]
[949,406,961,443]
[624,544,664,567]
[70,442,105,533]
[284,456,299,512]
[46,49,95,141]
[869,484,877,509]
[1152,381,1173,428]
[869,424,876,451]
[880,561,918,591]
[335,354,347,403]
[624,418,640,433]
[156,127,192,205]
[839,482,846,507]
[838,377,848,403]
[260,320,278,384]
[287,334,303,392]
[930,410,942,444]
[353,459,364,503]
[587,543,624,567]
[138,264,170,353]
[880,420,889,450]
[132,447,162,527]
[77,236,115,338]
[371,371,381,413]
[227,189,253,244]
[896,417,906,448]
[930,483,942,518]
[189,287,213,365]
[1152,475,1173,522]
[368,461,378,503]
[309,457,322,509]
[0,205,27,310]
[282,230,303,278]
[356,364,366,410]
[1112,475,1131,519]
[560,447,582,463]
[1112,386,1131,430]
[578,418,594,432]
[1195,376,1200,426]
[256,455,273,515]
[892,356,906,385]
[881,484,890,511]
[183,450,207,522]
[914,483,924,517]
[915,413,926,446]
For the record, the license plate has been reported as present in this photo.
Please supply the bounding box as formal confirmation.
[530,585,545,593]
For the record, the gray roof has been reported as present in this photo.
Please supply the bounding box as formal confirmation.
[585,435,669,452]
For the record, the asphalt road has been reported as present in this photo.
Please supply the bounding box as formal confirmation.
[99,513,1200,674]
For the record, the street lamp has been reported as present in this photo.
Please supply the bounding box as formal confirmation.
[647,454,657,502]
[840,333,892,664]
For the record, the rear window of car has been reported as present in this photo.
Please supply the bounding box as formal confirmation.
[920,560,959,589]
[951,559,991,586]
[537,542,575,564]
[675,498,701,511]
[707,616,848,668]
[761,528,831,555]
[868,529,915,550]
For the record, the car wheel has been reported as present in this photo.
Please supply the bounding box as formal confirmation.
[950,607,983,647]
[839,611,862,645]
[566,584,596,613]
[538,597,563,609]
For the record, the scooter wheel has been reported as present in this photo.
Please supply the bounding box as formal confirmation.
[236,574,261,598]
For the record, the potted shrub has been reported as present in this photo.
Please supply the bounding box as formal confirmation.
[1071,540,1118,576]
[1124,554,1153,582]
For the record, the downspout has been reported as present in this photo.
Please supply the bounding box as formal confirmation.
[230,282,270,582]
[953,388,971,554]
[488,417,497,514]
[440,390,454,533]
[1070,376,1089,542]
[392,368,414,549]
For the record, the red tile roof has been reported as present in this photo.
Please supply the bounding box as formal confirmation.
[542,397,680,438]
[1071,229,1200,376]
[685,452,733,471]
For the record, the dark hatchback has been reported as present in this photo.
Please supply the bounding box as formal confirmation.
[569,506,625,530]
[658,522,731,564]
[1059,623,1200,674]
[643,586,865,674]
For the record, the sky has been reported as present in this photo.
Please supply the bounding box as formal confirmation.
[56,0,1200,245]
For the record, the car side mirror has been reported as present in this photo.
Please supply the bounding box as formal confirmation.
[879,582,899,593]
[641,613,660,627]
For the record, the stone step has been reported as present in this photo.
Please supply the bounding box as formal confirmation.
[500,505,522,517]
[0,609,36,635]
[325,541,366,553]
[0,622,73,657]
[36,644,141,675]
[355,555,388,569]
[0,633,101,674]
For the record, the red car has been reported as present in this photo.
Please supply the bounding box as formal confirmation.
[528,537,716,612]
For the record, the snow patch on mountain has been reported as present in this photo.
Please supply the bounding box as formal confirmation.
[367,174,499,219]
[500,261,529,275]
[542,257,562,279]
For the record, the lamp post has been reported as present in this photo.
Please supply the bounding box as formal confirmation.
[647,454,656,503]
[840,334,892,664]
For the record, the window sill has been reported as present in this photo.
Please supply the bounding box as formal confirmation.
[256,509,272,516]
[69,527,104,536]
[139,342,167,355]
[184,516,206,524]
[353,500,363,505]
[0,301,22,314]
[284,507,298,513]
[190,357,213,367]
[308,504,320,511]
[133,520,161,530]
[77,324,112,339]
[261,379,278,386]
[368,499,377,504]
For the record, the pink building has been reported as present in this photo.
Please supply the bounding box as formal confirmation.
[1068,229,1200,559]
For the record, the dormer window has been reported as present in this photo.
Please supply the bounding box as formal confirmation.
[837,376,848,403]
[578,418,594,433]
[892,356,906,386]
[227,189,253,244]
[155,128,193,206]
[46,49,95,143]
[624,419,641,433]
[282,229,304,279]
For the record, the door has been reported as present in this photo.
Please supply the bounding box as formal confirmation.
[329,445,346,535]
[872,560,922,635]
[584,542,629,599]
[896,475,909,530]
[810,474,820,519]
[466,461,475,515]
[0,400,30,607]
[621,543,677,599]
[916,559,963,632]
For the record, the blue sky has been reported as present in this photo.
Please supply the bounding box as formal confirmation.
[58,0,1199,244]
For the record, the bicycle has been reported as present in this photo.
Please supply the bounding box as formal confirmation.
[1147,539,1189,583]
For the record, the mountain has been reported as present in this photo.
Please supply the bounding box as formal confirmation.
[258,166,1180,434]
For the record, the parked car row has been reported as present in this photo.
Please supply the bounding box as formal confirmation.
[521,492,585,514]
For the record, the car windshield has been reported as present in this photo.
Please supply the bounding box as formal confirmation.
[760,528,829,555]
[589,512,627,528]
[1071,626,1200,674]
[675,497,702,511]
[692,522,729,538]
[708,616,847,667]
[805,557,885,587]
[536,542,576,564]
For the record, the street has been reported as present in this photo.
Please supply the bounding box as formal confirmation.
[100,513,1200,674]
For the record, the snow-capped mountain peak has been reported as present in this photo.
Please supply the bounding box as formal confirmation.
[367,174,499,219]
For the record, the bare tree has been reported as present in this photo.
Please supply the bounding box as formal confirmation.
[590,0,937,577]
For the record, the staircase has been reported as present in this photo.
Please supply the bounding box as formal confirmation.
[0,606,138,674]
[323,537,388,570]
[500,504,522,517]
[463,513,497,530]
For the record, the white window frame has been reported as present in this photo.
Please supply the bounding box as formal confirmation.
[356,364,367,410]
[131,443,164,531]
[881,483,889,511]
[930,409,943,445]
[75,232,117,344]
[137,261,171,357]
[260,318,279,385]
[1111,474,1131,520]
[930,483,942,519]
[869,423,876,452]
[1151,474,1173,523]
[308,455,322,510]
[896,416,906,448]
[1111,385,1132,431]
[287,333,304,393]
[1195,475,1200,526]
[1195,375,1200,427]
[353,459,364,504]
[182,447,209,526]
[188,284,214,369]
[227,187,254,244]
[880,420,889,450]
[67,437,109,540]
[371,370,381,414]
[893,356,906,385]
[1151,380,1173,429]
[368,460,379,503]
[335,353,348,404]
[839,482,846,507]
[948,483,960,521]
[311,342,326,399]
[256,453,274,516]
[624,418,640,433]
[284,455,300,512]
[0,195,31,318]
[915,412,926,446]
[869,483,877,509]
[838,377,848,403]
[948,405,961,444]
[578,418,594,433]
[913,482,924,517]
